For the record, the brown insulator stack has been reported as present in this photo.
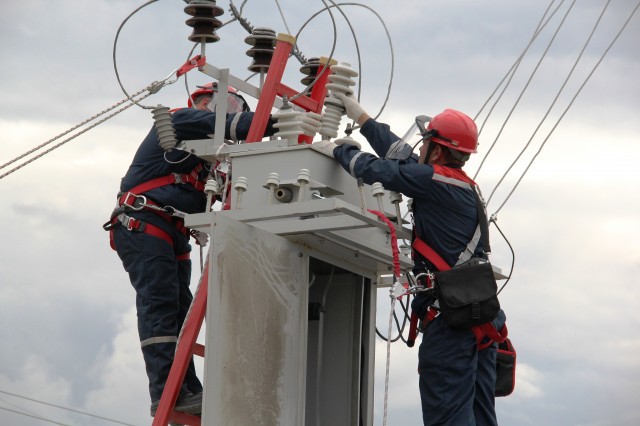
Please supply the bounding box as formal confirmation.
[299,57,321,93]
[184,0,224,43]
[245,27,276,72]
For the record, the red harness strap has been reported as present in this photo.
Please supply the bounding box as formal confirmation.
[411,237,503,350]
[123,171,206,196]
[108,214,190,260]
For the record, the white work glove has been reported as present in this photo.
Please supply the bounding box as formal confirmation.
[336,93,367,122]
[313,140,338,158]
[334,135,361,149]
[299,111,323,136]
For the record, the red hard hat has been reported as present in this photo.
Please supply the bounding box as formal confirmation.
[425,109,478,154]
[187,82,240,108]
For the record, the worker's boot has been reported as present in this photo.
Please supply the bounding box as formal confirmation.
[150,390,203,416]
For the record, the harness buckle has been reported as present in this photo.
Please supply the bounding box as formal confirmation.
[122,192,147,210]
[118,213,144,232]
[173,173,184,184]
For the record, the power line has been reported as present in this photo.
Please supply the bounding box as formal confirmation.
[487,0,613,209]
[0,405,69,425]
[492,0,640,217]
[0,390,138,426]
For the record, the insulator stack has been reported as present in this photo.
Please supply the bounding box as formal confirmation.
[184,0,224,43]
[299,57,321,93]
[319,62,358,139]
[152,106,177,152]
[273,105,322,144]
[245,27,276,72]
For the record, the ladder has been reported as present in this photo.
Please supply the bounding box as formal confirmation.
[151,33,332,426]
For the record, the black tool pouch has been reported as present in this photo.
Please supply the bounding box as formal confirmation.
[495,337,516,397]
[434,261,500,330]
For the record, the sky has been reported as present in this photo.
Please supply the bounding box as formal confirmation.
[0,0,639,425]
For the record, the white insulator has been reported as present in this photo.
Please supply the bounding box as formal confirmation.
[297,168,311,184]
[265,172,280,205]
[205,179,220,195]
[320,63,359,139]
[234,176,248,210]
[273,108,304,143]
[389,191,402,204]
[297,168,310,202]
[371,182,385,211]
[266,172,280,187]
[234,176,248,191]
[389,190,403,226]
[152,106,177,152]
[371,182,385,197]
[319,96,344,139]
[325,62,358,96]
[204,179,220,211]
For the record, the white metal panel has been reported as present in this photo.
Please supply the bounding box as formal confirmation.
[202,214,308,426]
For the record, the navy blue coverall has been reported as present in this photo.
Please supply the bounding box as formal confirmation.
[111,108,272,403]
[332,118,505,426]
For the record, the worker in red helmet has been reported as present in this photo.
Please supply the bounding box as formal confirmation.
[315,94,506,426]
[104,82,276,420]
[187,82,251,113]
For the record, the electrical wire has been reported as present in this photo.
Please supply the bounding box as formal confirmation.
[473,0,565,182]
[492,0,640,217]
[0,91,152,180]
[0,406,68,425]
[296,2,395,122]
[476,0,578,192]
[486,0,612,208]
[290,0,339,101]
[273,0,292,35]
[474,0,562,130]
[0,389,137,425]
[112,0,160,110]
[492,219,515,295]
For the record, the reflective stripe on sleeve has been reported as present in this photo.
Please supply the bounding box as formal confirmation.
[348,151,364,178]
[230,112,243,142]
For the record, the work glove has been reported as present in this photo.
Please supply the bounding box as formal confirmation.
[336,93,367,122]
[299,111,323,136]
[334,135,361,150]
[313,140,338,158]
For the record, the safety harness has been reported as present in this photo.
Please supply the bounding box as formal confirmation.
[407,170,507,350]
[103,164,208,257]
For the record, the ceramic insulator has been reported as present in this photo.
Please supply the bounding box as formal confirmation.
[245,27,276,72]
[184,0,224,43]
[320,62,358,139]
[152,106,178,152]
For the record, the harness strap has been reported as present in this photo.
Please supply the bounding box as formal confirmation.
[412,236,504,350]
[107,213,190,260]
[123,171,205,197]
[473,323,508,350]
[413,237,450,271]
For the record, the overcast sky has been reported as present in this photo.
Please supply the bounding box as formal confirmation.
[1,1,639,425]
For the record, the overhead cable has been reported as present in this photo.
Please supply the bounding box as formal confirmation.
[0,406,68,425]
[473,1,565,181]
[476,0,578,186]
[487,0,613,208]
[0,91,152,180]
[492,0,640,217]
[474,0,562,131]
[0,389,137,425]
[298,2,395,121]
